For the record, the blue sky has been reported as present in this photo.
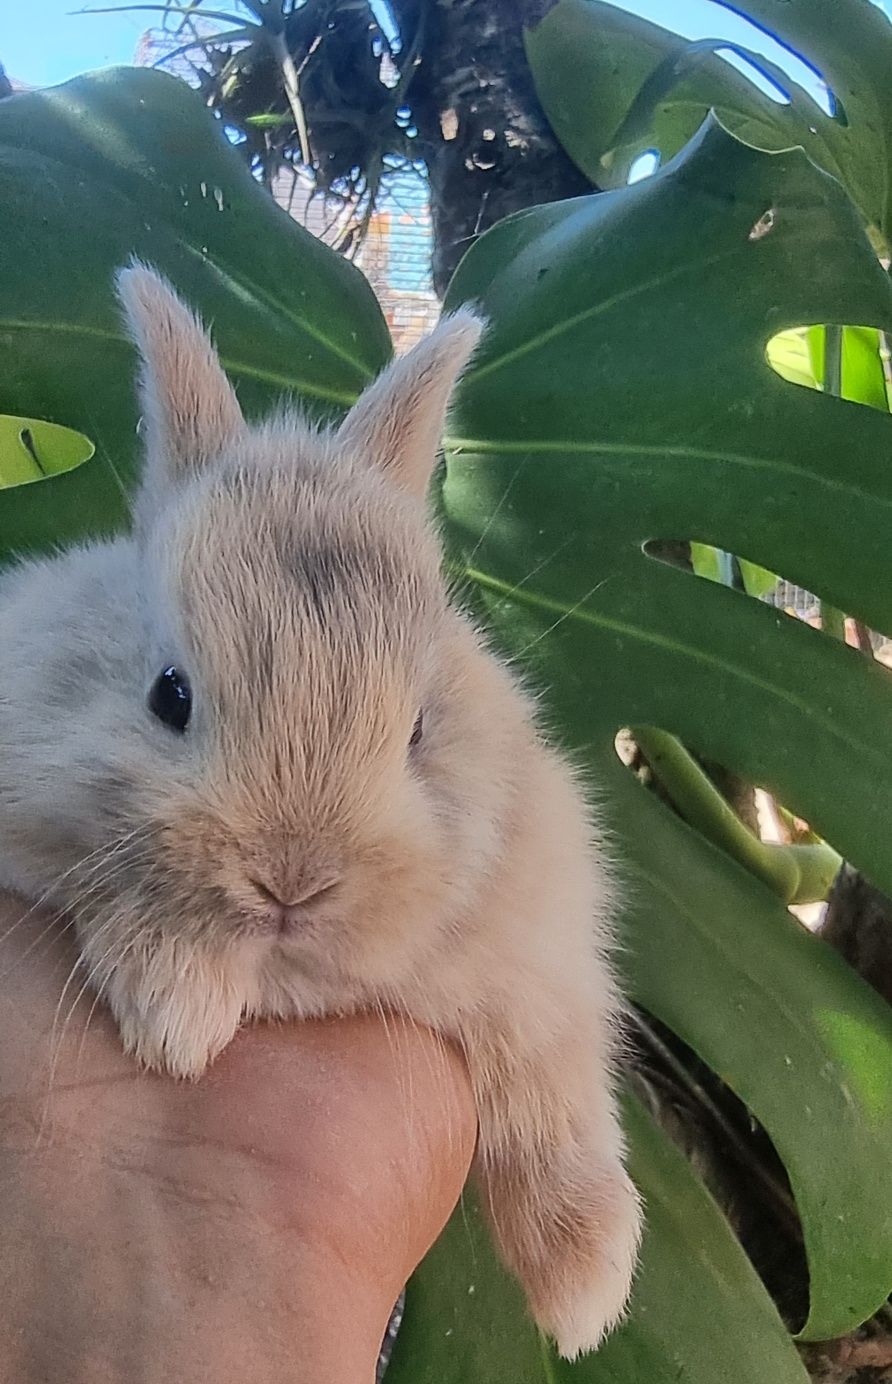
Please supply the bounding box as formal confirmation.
[2,0,891,92]
[3,2,149,86]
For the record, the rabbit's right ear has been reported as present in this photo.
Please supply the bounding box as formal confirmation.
[116,263,246,507]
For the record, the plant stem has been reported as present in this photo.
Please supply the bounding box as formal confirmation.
[824,322,843,396]
[270,29,312,167]
[633,726,841,905]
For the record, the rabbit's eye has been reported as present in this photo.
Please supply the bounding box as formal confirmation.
[148,666,192,733]
[409,710,423,748]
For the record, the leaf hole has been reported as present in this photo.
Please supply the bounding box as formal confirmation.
[713,44,792,105]
[748,207,776,241]
[643,538,781,600]
[627,148,661,183]
[642,540,886,651]
[0,416,94,490]
[624,2,838,113]
[703,0,837,115]
[766,325,892,413]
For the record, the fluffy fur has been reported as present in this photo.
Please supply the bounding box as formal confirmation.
[0,265,641,1357]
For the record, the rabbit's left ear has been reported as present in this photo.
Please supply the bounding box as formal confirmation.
[116,262,246,497]
[336,309,484,500]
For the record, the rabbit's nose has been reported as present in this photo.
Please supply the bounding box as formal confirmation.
[247,873,341,931]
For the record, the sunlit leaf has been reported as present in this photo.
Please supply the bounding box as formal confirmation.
[0,414,94,489]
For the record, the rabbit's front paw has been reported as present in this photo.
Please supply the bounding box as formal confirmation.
[100,947,245,1079]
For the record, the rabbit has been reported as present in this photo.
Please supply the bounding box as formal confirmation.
[0,263,641,1359]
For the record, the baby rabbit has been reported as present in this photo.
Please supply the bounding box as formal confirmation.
[0,265,641,1358]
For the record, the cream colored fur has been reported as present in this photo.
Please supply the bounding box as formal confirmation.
[0,265,641,1358]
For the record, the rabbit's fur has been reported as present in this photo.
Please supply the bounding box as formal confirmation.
[0,266,641,1357]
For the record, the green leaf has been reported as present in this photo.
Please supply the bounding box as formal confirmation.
[524,0,892,248]
[0,67,391,559]
[769,324,890,412]
[388,1095,810,1383]
[244,111,292,129]
[611,756,892,1341]
[739,557,777,597]
[767,325,826,391]
[0,414,94,488]
[444,118,892,1338]
[690,541,777,598]
[831,325,890,410]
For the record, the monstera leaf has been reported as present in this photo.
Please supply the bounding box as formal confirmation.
[388,1096,810,1383]
[443,119,892,1342]
[0,66,390,556]
[525,0,892,249]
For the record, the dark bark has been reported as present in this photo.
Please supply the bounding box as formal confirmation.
[390,0,594,295]
[187,0,592,293]
[821,864,892,1006]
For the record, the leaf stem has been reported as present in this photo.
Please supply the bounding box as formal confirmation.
[824,322,844,397]
[632,727,841,904]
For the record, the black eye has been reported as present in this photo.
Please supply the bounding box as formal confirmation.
[409,710,423,749]
[148,666,192,733]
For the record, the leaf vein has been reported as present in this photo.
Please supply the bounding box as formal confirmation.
[466,566,884,763]
[0,319,357,406]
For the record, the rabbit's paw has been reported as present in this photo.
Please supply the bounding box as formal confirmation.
[529,1166,642,1361]
[102,948,245,1079]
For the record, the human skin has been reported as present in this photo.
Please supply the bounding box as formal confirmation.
[0,897,477,1383]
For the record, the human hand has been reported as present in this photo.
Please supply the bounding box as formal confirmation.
[0,896,476,1382]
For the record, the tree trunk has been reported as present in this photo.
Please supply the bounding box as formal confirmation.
[821,864,892,1007]
[389,0,593,296]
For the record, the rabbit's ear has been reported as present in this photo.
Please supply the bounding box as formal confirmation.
[116,262,245,494]
[336,310,484,500]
